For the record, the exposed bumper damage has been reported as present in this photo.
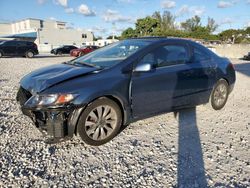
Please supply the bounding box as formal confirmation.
[17,87,83,143]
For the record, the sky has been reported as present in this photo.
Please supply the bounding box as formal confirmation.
[0,0,250,38]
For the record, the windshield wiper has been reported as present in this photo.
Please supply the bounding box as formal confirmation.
[73,61,102,69]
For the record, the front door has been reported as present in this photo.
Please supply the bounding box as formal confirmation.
[131,43,191,118]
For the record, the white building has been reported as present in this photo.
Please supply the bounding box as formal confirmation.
[86,39,119,47]
[0,18,94,52]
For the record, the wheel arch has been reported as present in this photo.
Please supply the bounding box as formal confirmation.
[25,49,35,57]
[70,95,128,137]
[221,77,229,85]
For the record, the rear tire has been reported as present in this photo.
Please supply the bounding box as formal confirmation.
[25,51,34,58]
[210,79,229,110]
[0,51,2,58]
[77,98,122,146]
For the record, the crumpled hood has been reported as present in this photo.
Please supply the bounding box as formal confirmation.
[20,63,99,93]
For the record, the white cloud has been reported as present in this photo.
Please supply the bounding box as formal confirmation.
[191,6,205,16]
[217,0,239,8]
[65,7,74,13]
[103,9,132,23]
[219,17,234,24]
[176,5,189,16]
[49,17,56,21]
[116,0,133,3]
[54,0,67,7]
[161,0,176,9]
[246,21,250,27]
[78,4,96,16]
[176,5,205,16]
[37,0,46,4]
[90,26,107,33]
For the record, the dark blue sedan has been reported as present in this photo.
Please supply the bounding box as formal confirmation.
[17,37,236,145]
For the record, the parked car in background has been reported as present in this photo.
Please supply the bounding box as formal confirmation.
[0,40,38,58]
[70,45,99,57]
[51,45,77,55]
[243,52,250,60]
[17,37,235,146]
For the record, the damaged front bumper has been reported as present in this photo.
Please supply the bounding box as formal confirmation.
[17,87,84,142]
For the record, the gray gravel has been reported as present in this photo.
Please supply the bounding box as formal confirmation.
[0,55,249,187]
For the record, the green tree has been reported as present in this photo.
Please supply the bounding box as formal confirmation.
[181,15,202,32]
[219,29,240,42]
[119,12,223,41]
[245,27,250,34]
[93,36,103,41]
[106,35,119,40]
[121,27,137,39]
[152,11,176,31]
[135,16,159,36]
[206,17,218,34]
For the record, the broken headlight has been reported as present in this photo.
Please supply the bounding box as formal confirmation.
[24,94,77,107]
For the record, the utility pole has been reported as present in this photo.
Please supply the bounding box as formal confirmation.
[112,22,116,41]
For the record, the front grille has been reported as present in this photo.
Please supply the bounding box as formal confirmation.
[16,87,32,106]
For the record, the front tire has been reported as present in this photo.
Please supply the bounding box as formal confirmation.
[210,79,229,110]
[77,98,122,146]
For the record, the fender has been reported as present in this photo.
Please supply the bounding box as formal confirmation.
[67,94,131,138]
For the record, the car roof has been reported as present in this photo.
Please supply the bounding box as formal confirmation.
[127,37,193,44]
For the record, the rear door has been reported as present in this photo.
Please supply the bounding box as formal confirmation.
[2,41,17,55]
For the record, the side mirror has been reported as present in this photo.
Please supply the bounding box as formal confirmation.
[134,63,152,72]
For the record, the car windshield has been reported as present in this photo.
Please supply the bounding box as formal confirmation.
[70,40,150,68]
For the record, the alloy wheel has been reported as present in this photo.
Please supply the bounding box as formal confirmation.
[211,79,229,110]
[84,105,118,141]
[213,83,227,107]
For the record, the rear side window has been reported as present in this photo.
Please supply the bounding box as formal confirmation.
[5,41,17,46]
[160,45,188,67]
[139,44,189,68]
[16,41,27,46]
[193,46,211,62]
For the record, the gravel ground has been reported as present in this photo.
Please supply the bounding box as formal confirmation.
[0,55,249,187]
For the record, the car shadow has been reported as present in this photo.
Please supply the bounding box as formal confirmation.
[176,107,208,187]
[234,62,250,77]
